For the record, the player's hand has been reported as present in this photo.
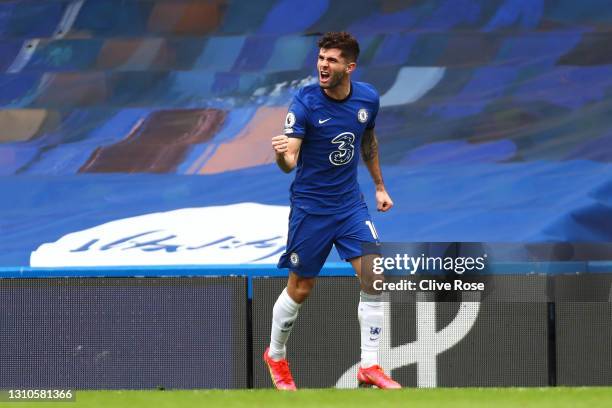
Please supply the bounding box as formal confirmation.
[376,189,393,212]
[272,135,289,154]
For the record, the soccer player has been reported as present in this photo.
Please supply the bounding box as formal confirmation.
[263,32,400,390]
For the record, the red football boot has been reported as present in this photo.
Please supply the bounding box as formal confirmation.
[357,365,401,389]
[263,347,297,391]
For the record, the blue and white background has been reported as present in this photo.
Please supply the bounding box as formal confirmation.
[1,0,612,268]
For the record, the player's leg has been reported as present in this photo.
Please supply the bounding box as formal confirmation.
[264,208,333,390]
[268,272,315,362]
[349,255,384,368]
[263,272,311,391]
[286,270,316,303]
[335,206,401,389]
[335,206,384,369]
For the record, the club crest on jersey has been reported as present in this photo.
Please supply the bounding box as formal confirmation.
[357,108,368,123]
[284,112,296,133]
[290,252,300,266]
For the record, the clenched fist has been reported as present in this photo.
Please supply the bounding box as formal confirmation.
[272,135,289,154]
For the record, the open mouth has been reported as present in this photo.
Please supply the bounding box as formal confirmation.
[319,70,330,84]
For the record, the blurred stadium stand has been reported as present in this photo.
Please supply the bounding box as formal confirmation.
[2,0,612,267]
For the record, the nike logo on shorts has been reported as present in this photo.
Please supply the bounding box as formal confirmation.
[318,118,331,124]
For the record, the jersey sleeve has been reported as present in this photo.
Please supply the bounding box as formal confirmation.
[366,93,380,130]
[283,94,308,138]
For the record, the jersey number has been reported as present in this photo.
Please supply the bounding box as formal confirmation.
[329,132,355,166]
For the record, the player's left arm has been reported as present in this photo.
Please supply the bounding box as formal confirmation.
[361,128,393,212]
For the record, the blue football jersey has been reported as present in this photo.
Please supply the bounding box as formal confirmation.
[283,81,380,214]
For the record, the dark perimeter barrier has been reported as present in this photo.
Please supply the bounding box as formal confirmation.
[252,276,549,388]
[0,276,248,389]
[1,257,611,389]
[554,274,612,386]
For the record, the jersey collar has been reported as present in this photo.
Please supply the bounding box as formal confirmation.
[320,81,353,103]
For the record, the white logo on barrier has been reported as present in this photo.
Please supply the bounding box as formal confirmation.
[30,203,290,267]
[336,293,480,388]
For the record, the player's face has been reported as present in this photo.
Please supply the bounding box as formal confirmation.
[317,48,354,89]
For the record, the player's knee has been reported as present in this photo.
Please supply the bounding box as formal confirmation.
[294,286,312,302]
[359,272,382,295]
[287,275,315,303]
[360,279,381,295]
[297,280,315,299]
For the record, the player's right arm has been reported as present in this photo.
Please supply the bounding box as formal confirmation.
[275,93,307,173]
[272,135,302,173]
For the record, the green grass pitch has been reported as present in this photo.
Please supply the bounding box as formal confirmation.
[4,387,611,408]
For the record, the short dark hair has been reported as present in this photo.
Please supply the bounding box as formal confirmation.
[317,31,360,62]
